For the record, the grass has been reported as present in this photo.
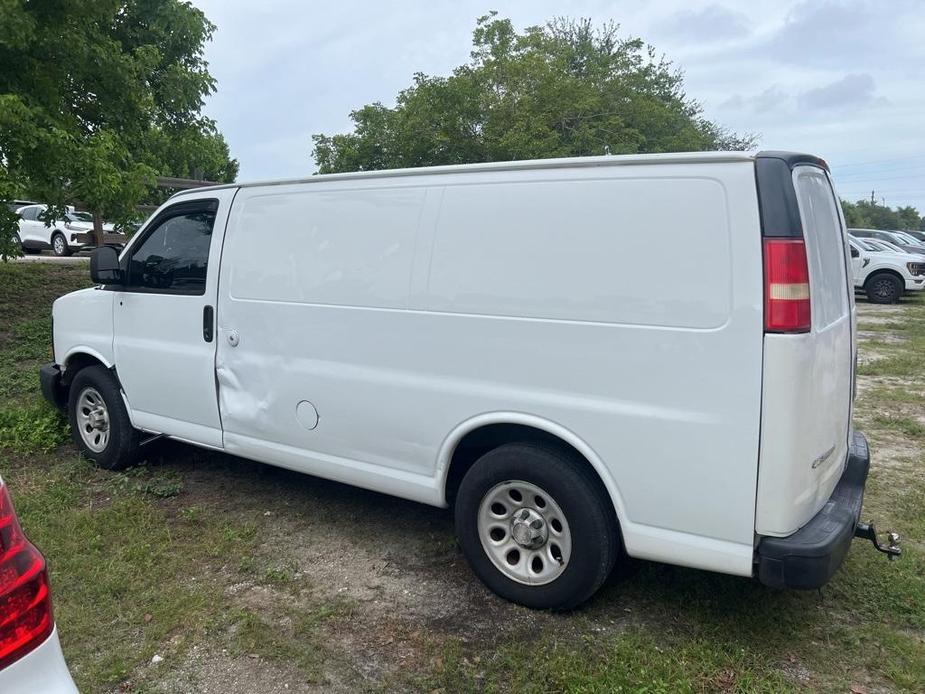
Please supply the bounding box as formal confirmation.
[872,414,925,441]
[1,261,924,692]
[426,630,796,693]
[227,599,350,680]
[0,263,91,451]
[8,456,256,684]
[0,399,70,452]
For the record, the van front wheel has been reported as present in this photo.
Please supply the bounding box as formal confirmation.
[67,365,140,470]
[865,272,903,304]
[455,442,618,610]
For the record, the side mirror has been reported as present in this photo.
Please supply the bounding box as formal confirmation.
[850,246,859,258]
[90,246,123,284]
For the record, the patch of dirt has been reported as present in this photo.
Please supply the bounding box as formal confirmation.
[857,303,907,318]
[238,470,574,645]
[148,646,337,694]
[140,446,598,689]
[856,347,893,366]
[866,437,922,470]
[857,330,907,344]
[777,655,811,685]
[855,374,925,399]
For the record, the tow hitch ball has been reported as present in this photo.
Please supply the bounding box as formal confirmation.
[855,521,902,560]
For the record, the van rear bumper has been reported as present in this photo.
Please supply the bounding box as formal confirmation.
[756,431,870,589]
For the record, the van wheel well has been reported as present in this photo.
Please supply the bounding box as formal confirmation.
[62,353,109,386]
[444,424,615,518]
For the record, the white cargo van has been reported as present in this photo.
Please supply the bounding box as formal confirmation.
[40,151,899,609]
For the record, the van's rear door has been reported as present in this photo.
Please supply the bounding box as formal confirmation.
[755,155,855,537]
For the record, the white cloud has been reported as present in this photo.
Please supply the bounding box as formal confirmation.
[760,0,925,69]
[797,73,877,110]
[655,4,749,41]
[751,85,790,113]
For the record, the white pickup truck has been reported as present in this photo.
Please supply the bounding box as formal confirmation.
[39,151,900,609]
[848,236,925,303]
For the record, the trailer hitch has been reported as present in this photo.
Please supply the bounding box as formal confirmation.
[855,521,901,560]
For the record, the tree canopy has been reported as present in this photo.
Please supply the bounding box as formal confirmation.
[840,198,924,231]
[313,14,754,174]
[0,0,237,259]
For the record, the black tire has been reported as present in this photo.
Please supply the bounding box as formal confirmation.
[454,442,619,610]
[865,272,903,304]
[67,365,140,470]
[51,231,73,258]
[51,232,72,257]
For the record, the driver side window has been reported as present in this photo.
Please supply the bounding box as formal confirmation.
[127,202,217,295]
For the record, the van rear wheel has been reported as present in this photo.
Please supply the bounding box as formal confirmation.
[865,273,903,304]
[67,365,140,470]
[454,442,618,610]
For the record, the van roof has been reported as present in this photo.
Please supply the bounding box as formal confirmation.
[170,150,821,197]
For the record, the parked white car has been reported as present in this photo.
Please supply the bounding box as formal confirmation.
[0,477,77,693]
[40,151,899,609]
[15,204,120,256]
[863,237,925,261]
[849,227,925,257]
[847,237,925,303]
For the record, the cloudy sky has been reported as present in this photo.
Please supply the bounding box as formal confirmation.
[192,0,925,211]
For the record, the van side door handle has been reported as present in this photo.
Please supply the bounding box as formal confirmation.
[203,305,214,342]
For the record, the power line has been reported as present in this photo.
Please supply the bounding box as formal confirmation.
[838,193,925,199]
[835,163,925,178]
[830,153,925,170]
[834,171,925,183]
[837,188,925,194]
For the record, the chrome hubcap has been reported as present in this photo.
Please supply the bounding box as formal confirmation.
[54,236,64,253]
[75,387,110,452]
[477,480,571,585]
[511,507,548,548]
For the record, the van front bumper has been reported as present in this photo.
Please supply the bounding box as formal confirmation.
[756,431,870,589]
[39,362,67,411]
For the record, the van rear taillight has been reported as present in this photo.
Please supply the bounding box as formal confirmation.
[0,481,53,671]
[763,238,811,333]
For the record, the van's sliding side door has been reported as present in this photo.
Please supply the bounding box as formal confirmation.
[112,188,237,447]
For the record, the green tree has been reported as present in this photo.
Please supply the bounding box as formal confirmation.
[840,199,870,228]
[0,0,237,259]
[313,14,754,174]
[840,199,922,231]
[896,205,922,231]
